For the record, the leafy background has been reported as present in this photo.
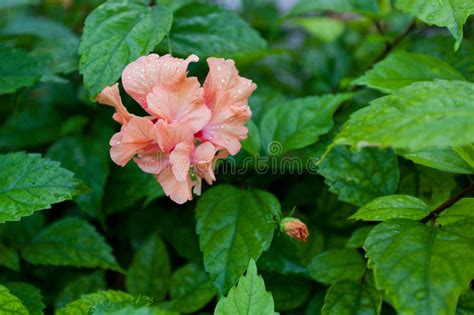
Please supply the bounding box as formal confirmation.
[0,0,474,314]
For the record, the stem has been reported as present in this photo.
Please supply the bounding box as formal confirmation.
[372,19,416,64]
[167,35,173,55]
[421,182,474,224]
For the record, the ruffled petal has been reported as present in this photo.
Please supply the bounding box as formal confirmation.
[193,142,216,185]
[169,142,193,182]
[134,151,168,174]
[146,77,211,133]
[155,120,194,153]
[122,54,199,113]
[200,58,255,155]
[96,83,133,124]
[109,116,157,166]
[157,166,193,204]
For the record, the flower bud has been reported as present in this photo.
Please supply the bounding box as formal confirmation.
[280,217,309,242]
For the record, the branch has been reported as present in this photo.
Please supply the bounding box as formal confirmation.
[372,19,416,64]
[421,182,474,224]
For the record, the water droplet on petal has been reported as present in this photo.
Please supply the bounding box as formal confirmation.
[220,125,225,129]
[225,139,230,144]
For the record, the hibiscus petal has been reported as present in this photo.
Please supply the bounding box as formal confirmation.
[134,151,168,174]
[109,117,157,166]
[146,77,211,133]
[169,142,193,182]
[157,166,193,204]
[122,54,199,112]
[155,120,194,153]
[200,57,256,155]
[96,83,133,124]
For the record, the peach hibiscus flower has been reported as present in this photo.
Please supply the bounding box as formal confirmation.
[96,54,256,204]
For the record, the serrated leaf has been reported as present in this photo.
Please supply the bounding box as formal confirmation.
[126,233,170,301]
[335,80,474,151]
[437,198,474,225]
[353,51,465,93]
[160,263,215,313]
[214,259,275,315]
[260,94,352,155]
[346,226,374,248]
[0,46,43,95]
[92,304,177,315]
[196,185,280,296]
[21,217,122,271]
[56,290,150,315]
[3,282,44,315]
[56,271,106,309]
[307,249,366,285]
[47,136,110,219]
[395,0,474,48]
[0,152,84,223]
[170,3,267,57]
[0,244,20,271]
[0,284,28,314]
[318,146,399,207]
[350,195,430,221]
[403,147,474,174]
[79,0,173,97]
[322,280,382,315]
[364,218,474,315]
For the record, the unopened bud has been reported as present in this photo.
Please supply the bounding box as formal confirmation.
[280,217,309,242]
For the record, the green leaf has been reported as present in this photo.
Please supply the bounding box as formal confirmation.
[307,249,366,284]
[399,166,456,209]
[258,229,324,276]
[3,283,44,315]
[79,0,173,97]
[0,284,28,314]
[47,136,110,219]
[170,3,267,57]
[241,120,262,156]
[104,163,164,214]
[0,102,63,150]
[0,152,83,223]
[21,217,122,271]
[196,185,280,296]
[126,233,170,301]
[260,94,352,155]
[352,51,465,93]
[0,0,39,9]
[335,80,474,151]
[0,244,20,271]
[457,290,474,315]
[364,218,474,315]
[92,304,177,315]
[214,259,275,315]
[264,273,312,311]
[350,195,430,221]
[395,0,474,49]
[160,263,215,313]
[56,271,106,309]
[294,17,345,42]
[403,147,474,174]
[437,198,474,225]
[318,146,399,207]
[454,145,474,169]
[56,290,150,315]
[346,226,374,248]
[322,280,382,315]
[0,46,43,95]
[2,15,80,74]
[290,0,379,16]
